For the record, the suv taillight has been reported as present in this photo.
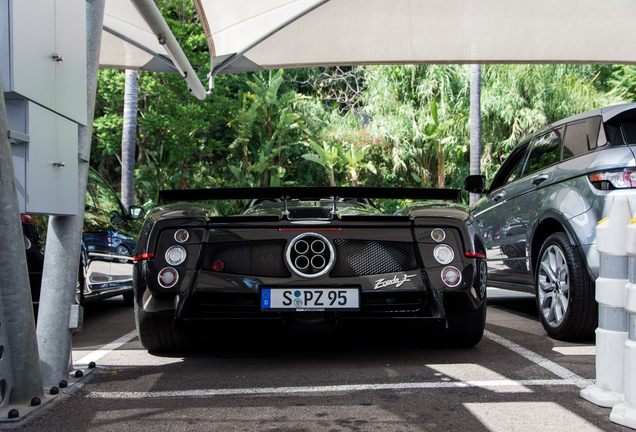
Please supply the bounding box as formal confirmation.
[588,169,636,190]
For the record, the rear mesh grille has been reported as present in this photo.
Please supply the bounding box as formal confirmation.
[330,239,417,277]
[202,240,291,278]
[202,238,418,278]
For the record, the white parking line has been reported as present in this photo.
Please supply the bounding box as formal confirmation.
[80,328,595,399]
[74,330,138,365]
[483,330,593,389]
[552,346,596,356]
[87,379,583,399]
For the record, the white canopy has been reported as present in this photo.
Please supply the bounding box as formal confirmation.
[194,0,636,78]
[100,0,178,73]
[103,0,636,98]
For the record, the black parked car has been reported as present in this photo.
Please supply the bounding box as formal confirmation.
[465,103,636,341]
[132,187,488,352]
[23,169,145,312]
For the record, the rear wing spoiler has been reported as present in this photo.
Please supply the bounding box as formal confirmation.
[158,187,461,205]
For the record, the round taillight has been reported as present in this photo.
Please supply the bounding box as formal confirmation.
[431,228,446,242]
[158,267,179,288]
[433,244,455,265]
[174,229,189,243]
[441,266,462,287]
[165,245,187,266]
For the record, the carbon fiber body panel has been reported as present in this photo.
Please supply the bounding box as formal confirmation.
[134,194,487,329]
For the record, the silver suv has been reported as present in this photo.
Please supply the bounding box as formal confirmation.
[465,103,636,341]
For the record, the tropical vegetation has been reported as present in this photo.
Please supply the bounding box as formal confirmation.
[91,1,636,210]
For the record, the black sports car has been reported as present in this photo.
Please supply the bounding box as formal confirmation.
[132,187,487,351]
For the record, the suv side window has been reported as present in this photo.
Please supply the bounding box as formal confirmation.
[620,120,636,144]
[489,142,530,190]
[505,148,527,185]
[563,117,602,159]
[523,128,563,177]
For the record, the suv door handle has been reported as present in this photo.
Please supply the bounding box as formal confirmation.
[531,175,549,186]
[491,190,507,202]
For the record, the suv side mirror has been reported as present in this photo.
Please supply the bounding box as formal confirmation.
[110,210,126,225]
[128,206,146,220]
[464,175,488,194]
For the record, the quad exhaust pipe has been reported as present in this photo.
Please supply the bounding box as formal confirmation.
[311,254,326,271]
[295,255,310,270]
[286,234,334,278]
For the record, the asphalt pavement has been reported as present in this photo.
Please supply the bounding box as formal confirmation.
[1,289,632,432]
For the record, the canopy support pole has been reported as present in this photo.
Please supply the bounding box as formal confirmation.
[0,71,43,406]
[36,0,104,387]
[130,0,209,99]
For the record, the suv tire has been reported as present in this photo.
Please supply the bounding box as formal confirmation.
[535,232,597,341]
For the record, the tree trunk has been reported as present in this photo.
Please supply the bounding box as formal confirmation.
[470,64,482,205]
[122,69,139,209]
[437,142,445,188]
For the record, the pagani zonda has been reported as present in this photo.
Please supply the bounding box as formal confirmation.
[133,187,487,351]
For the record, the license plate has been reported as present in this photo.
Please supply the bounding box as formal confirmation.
[261,288,359,311]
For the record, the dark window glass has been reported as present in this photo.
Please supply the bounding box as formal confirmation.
[621,121,636,144]
[523,128,563,177]
[85,181,97,211]
[563,117,601,160]
[489,143,530,190]
[90,173,121,215]
[84,171,122,231]
[505,150,527,185]
[606,123,624,146]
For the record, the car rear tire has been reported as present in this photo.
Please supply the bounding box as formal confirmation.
[122,291,134,306]
[428,299,487,348]
[134,299,194,352]
[535,232,597,341]
[76,267,86,305]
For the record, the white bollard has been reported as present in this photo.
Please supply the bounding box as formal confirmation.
[610,212,636,428]
[581,196,632,407]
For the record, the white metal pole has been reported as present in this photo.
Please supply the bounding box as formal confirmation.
[581,196,632,407]
[611,209,636,428]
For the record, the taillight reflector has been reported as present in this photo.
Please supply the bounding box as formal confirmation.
[465,251,487,259]
[133,253,155,262]
[212,259,225,272]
